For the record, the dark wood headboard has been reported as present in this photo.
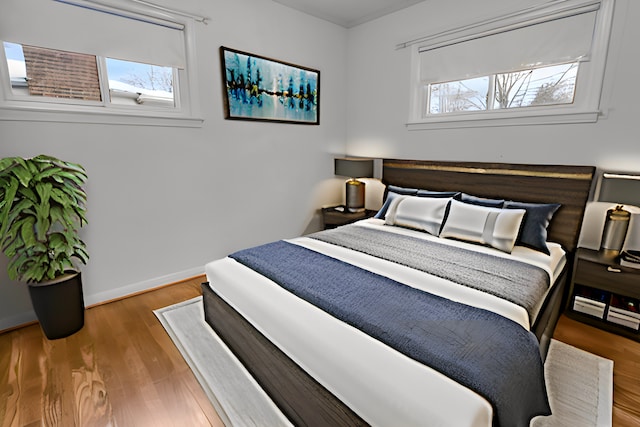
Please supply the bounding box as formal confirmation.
[382,159,595,253]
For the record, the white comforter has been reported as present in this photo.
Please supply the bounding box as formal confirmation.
[204,219,565,427]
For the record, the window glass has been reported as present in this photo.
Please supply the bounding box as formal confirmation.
[3,42,101,101]
[429,76,489,114]
[4,42,27,94]
[105,58,175,107]
[493,63,577,110]
[427,62,578,116]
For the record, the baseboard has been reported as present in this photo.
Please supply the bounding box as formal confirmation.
[0,311,38,333]
[0,266,205,334]
[84,266,205,307]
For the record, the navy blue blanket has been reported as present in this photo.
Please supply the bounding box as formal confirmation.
[230,241,550,427]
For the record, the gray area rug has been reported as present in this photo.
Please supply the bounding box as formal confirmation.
[155,297,613,427]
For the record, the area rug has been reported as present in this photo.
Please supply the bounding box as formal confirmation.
[155,297,613,427]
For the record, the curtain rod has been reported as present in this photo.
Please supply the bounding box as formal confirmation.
[129,0,209,25]
[55,0,208,27]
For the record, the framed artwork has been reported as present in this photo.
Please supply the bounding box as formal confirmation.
[220,46,320,125]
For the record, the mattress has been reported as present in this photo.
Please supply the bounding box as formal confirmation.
[204,219,565,427]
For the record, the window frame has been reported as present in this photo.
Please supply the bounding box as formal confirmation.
[405,0,615,130]
[0,4,202,128]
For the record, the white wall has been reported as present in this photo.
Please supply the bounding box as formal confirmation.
[345,0,639,171]
[0,0,349,329]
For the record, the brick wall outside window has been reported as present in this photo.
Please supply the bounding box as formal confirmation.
[22,45,102,101]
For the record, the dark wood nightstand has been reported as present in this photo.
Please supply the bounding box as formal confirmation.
[321,205,376,229]
[567,247,640,341]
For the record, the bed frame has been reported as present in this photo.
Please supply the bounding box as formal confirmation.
[202,160,595,427]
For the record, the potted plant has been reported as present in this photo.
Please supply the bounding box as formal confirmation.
[0,154,89,339]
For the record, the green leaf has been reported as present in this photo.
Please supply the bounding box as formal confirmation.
[0,157,18,174]
[2,198,35,238]
[35,217,51,242]
[49,205,65,226]
[11,163,34,188]
[0,177,19,237]
[20,218,37,247]
[49,187,71,208]
[35,182,53,204]
[7,252,28,281]
[34,166,63,182]
[74,245,89,264]
[1,216,30,253]
[56,171,87,187]
[17,187,37,203]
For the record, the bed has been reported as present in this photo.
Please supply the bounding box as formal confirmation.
[202,160,595,427]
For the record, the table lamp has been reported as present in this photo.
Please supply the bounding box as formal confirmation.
[597,172,640,256]
[334,157,374,212]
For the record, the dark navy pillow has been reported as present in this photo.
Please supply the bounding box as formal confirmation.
[504,201,561,255]
[456,193,505,208]
[387,185,419,195]
[417,189,460,198]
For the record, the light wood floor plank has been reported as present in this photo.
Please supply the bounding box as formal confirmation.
[0,277,223,427]
[1,276,639,426]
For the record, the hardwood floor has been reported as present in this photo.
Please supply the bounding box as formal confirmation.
[0,276,223,427]
[1,276,639,426]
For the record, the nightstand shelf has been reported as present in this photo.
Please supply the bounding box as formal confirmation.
[321,205,376,229]
[567,248,640,341]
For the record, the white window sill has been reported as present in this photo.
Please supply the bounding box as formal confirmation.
[0,105,204,128]
[406,110,600,130]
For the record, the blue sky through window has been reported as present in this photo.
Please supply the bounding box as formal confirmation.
[4,42,24,61]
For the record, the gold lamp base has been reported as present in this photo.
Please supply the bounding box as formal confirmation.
[345,179,365,212]
[600,205,631,256]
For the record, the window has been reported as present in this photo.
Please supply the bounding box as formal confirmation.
[404,0,615,129]
[429,62,578,114]
[0,0,201,126]
[3,41,178,109]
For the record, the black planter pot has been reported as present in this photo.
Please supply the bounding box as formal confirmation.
[28,272,85,340]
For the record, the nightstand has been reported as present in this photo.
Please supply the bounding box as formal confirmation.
[321,205,376,229]
[567,247,640,341]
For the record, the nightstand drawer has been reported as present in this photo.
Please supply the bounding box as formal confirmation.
[574,259,640,295]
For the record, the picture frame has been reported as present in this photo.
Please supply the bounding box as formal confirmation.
[220,46,320,125]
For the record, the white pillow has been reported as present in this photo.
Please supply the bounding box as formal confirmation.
[385,195,452,236]
[439,199,526,253]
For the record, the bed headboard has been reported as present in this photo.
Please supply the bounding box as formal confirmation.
[382,159,595,253]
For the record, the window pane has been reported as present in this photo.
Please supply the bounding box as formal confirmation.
[105,58,175,108]
[4,42,27,94]
[3,42,101,101]
[428,76,489,114]
[493,63,578,109]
